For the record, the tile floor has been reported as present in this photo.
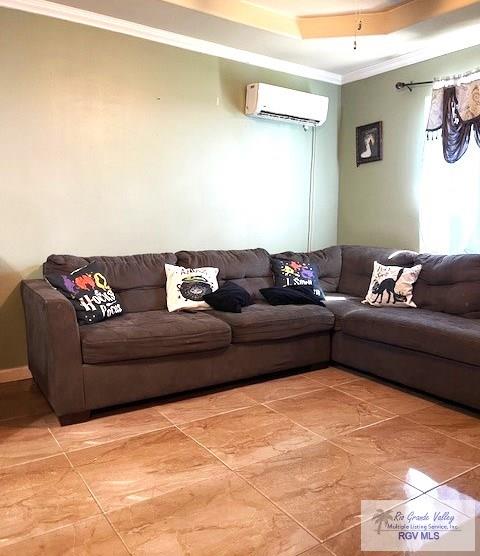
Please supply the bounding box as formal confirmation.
[0,366,479,555]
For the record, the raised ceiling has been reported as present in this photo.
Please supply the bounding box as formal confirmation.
[154,0,480,37]
[3,0,480,83]
[246,0,412,17]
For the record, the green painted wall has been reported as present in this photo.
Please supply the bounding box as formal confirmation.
[0,8,340,370]
[338,44,480,251]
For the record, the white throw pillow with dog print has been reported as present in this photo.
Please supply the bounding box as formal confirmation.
[363,261,422,308]
[165,264,219,312]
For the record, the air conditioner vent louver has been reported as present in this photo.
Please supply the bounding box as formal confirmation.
[257,110,320,126]
[245,83,328,127]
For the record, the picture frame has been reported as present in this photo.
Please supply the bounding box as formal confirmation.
[356,121,383,166]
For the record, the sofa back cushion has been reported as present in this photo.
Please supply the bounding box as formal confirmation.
[272,246,342,293]
[338,245,418,298]
[176,248,273,299]
[44,253,177,312]
[413,253,480,318]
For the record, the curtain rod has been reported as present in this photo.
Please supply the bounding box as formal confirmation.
[395,80,433,92]
[395,68,480,92]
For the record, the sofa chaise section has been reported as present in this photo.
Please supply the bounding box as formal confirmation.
[331,246,480,410]
[341,307,480,368]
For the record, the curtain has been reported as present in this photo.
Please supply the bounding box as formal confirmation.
[426,73,480,163]
[420,124,480,254]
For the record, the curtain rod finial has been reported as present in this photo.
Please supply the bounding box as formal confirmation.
[395,81,413,92]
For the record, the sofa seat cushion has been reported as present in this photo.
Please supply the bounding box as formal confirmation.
[211,302,334,343]
[341,308,480,367]
[80,311,232,364]
[324,294,365,331]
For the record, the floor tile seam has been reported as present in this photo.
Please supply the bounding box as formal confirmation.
[101,469,233,520]
[331,412,461,439]
[259,402,328,441]
[102,509,134,555]
[326,439,480,499]
[232,470,323,544]
[160,401,260,427]
[325,377,364,386]
[51,423,176,456]
[234,468,356,544]
[250,384,328,405]
[229,440,422,545]
[302,373,362,388]
[47,425,65,452]
[0,515,113,551]
[174,423,240,473]
[325,415,398,440]
[299,372,332,385]
[331,372,439,401]
[328,385,415,416]
[263,401,397,441]
[242,467,423,548]
[0,451,70,472]
[0,444,102,550]
[418,488,478,520]
[175,422,323,542]
[365,414,480,455]
[400,414,480,451]
[63,451,134,553]
[64,451,109,515]
[324,438,428,494]
[0,410,51,425]
[420,462,480,503]
[5,417,189,465]
[297,542,337,556]
[320,489,427,546]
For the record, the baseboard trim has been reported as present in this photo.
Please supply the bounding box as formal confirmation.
[0,366,32,383]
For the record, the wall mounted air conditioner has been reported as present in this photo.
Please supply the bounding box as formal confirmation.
[245,83,329,127]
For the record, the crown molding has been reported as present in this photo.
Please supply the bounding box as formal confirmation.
[341,23,480,84]
[0,0,342,84]
[2,0,480,86]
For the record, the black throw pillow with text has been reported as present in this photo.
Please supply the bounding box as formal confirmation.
[271,258,322,296]
[45,261,124,325]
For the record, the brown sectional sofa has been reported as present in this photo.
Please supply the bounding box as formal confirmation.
[21,245,480,424]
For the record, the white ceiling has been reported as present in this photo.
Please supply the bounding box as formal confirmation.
[246,0,411,17]
[4,0,480,83]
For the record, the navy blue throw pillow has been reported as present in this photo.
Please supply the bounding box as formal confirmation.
[260,285,325,306]
[204,281,252,313]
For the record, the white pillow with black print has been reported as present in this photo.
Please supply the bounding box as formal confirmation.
[363,261,422,308]
[165,264,219,312]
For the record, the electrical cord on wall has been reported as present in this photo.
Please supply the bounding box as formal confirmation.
[306,126,316,252]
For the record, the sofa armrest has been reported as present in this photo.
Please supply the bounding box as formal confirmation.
[21,279,85,416]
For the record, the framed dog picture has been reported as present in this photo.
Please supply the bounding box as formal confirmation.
[356,121,383,166]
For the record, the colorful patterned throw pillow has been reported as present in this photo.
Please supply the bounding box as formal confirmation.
[271,258,322,296]
[45,261,124,324]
